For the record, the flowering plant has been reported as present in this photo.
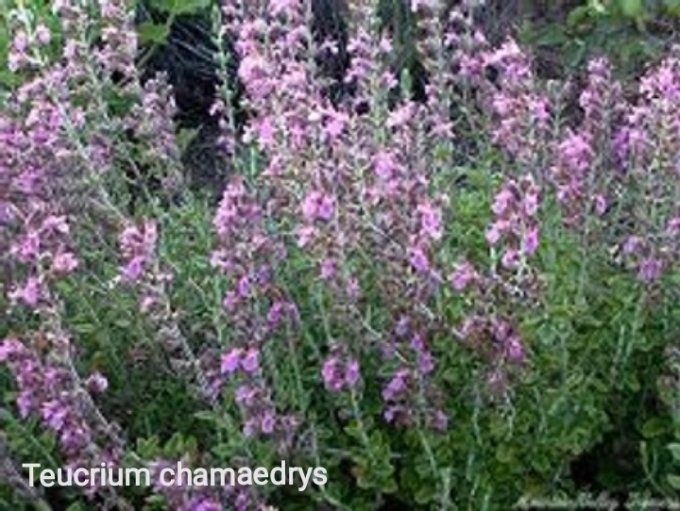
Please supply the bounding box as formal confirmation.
[0,1,678,510]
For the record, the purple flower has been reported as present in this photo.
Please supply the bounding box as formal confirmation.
[637,258,663,283]
[12,231,40,262]
[321,357,343,392]
[558,132,593,174]
[485,222,502,246]
[449,261,477,292]
[302,190,335,222]
[85,372,109,394]
[666,217,680,236]
[382,370,408,401]
[320,258,337,280]
[256,117,275,148]
[323,109,348,140]
[593,195,607,216]
[344,359,360,387]
[52,252,79,273]
[623,236,643,255]
[41,400,69,431]
[346,277,360,299]
[120,256,145,282]
[222,291,239,311]
[240,348,260,374]
[260,409,276,434]
[418,201,443,241]
[409,246,429,273]
[505,335,525,363]
[395,316,410,337]
[387,103,413,128]
[10,277,41,307]
[317,194,335,221]
[373,151,397,179]
[17,391,35,418]
[188,498,222,511]
[384,405,400,423]
[417,351,434,375]
[35,24,51,45]
[522,226,539,255]
[237,275,251,298]
[491,188,514,216]
[501,248,520,269]
[220,349,242,375]
[267,301,284,326]
[235,385,257,405]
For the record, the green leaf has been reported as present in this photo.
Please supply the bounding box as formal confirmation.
[163,432,185,456]
[414,483,437,504]
[534,24,569,46]
[664,0,680,15]
[66,503,87,511]
[619,0,643,17]
[150,0,211,15]
[177,127,200,154]
[668,474,680,490]
[590,0,609,14]
[147,0,174,12]
[173,0,211,14]
[668,443,680,463]
[567,6,594,28]
[136,436,160,458]
[641,417,668,438]
[137,22,170,45]
[495,445,515,464]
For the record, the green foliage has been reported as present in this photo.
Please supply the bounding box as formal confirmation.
[147,0,211,16]
[137,21,170,45]
[136,0,213,48]
[521,0,677,76]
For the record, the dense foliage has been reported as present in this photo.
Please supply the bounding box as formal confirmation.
[0,1,678,510]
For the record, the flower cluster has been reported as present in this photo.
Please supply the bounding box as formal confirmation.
[118,219,158,283]
[211,178,297,440]
[483,38,551,167]
[7,18,51,72]
[0,338,123,495]
[321,348,360,393]
[379,318,448,430]
[551,58,622,227]
[97,0,138,79]
[486,175,541,270]
[0,0,677,508]
[614,55,679,284]
[125,74,184,193]
[117,218,219,405]
[459,314,527,393]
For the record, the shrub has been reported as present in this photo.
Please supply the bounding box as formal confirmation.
[0,1,678,510]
